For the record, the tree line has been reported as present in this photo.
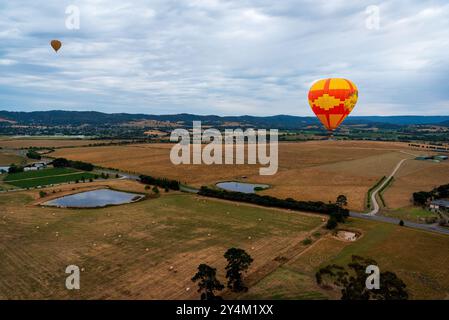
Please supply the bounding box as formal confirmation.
[139,174,180,191]
[198,186,349,227]
[316,255,408,300]
[52,158,94,171]
[413,183,449,206]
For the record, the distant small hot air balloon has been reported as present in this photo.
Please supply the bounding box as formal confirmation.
[50,40,62,52]
[308,78,358,137]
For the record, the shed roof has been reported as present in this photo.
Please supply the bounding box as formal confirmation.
[430,199,449,207]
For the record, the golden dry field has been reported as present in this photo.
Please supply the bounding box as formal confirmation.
[383,159,449,208]
[0,152,27,166]
[0,180,324,299]
[1,179,448,299]
[0,138,122,149]
[48,140,449,211]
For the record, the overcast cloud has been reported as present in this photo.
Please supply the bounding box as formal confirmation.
[0,0,448,116]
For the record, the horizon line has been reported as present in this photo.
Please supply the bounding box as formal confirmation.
[1,109,449,118]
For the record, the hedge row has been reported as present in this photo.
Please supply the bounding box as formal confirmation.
[366,176,386,209]
[198,186,348,221]
[139,174,180,191]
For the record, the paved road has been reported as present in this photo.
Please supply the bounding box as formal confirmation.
[353,152,449,235]
[367,158,408,216]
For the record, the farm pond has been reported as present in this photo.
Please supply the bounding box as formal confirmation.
[0,166,9,173]
[216,181,269,194]
[42,189,144,208]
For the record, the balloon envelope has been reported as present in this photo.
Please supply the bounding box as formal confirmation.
[51,40,62,52]
[308,78,358,131]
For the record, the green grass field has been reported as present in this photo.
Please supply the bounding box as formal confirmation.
[253,218,449,299]
[382,206,439,223]
[4,168,96,188]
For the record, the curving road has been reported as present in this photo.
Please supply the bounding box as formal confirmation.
[367,158,408,216]
[353,152,449,236]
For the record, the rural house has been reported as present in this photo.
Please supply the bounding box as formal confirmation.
[429,199,449,213]
[24,162,47,171]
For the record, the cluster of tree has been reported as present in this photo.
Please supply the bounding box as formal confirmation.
[52,158,94,171]
[8,163,24,174]
[413,183,449,206]
[316,255,408,300]
[139,174,180,191]
[191,248,253,300]
[198,187,349,225]
[26,149,42,160]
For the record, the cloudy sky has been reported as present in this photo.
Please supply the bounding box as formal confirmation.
[0,0,448,116]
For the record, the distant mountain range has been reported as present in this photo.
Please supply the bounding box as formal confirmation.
[1,110,449,129]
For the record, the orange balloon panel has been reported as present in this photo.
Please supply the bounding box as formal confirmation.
[308,78,358,131]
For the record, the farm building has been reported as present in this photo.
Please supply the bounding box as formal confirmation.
[415,155,448,162]
[415,156,430,160]
[24,162,47,171]
[429,199,449,212]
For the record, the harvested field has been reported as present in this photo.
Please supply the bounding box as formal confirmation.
[0,138,123,149]
[50,141,428,211]
[0,152,26,166]
[383,159,449,208]
[0,180,323,299]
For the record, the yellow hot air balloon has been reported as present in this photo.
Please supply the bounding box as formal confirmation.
[308,78,358,135]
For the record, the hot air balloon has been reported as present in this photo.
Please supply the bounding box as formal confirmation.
[50,40,62,52]
[308,78,358,137]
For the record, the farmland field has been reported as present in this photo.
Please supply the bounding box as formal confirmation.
[246,218,449,299]
[0,180,448,299]
[4,168,96,188]
[382,206,439,223]
[0,152,27,166]
[0,138,122,149]
[49,140,449,211]
[0,180,323,299]
[383,159,449,208]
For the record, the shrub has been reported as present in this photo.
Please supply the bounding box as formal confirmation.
[301,238,312,245]
[8,163,24,174]
[326,217,338,230]
[26,149,41,160]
